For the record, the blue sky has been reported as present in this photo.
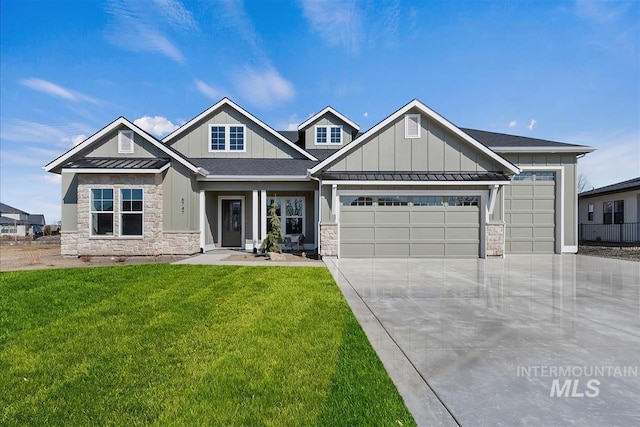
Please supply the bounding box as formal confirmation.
[1,0,638,223]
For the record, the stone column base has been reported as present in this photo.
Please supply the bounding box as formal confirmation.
[320,223,338,257]
[486,221,505,256]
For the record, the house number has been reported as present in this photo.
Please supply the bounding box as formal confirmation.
[181,198,185,214]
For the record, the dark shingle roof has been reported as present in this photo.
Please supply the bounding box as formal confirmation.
[277,131,300,144]
[461,128,584,148]
[27,214,46,225]
[578,177,640,198]
[320,171,510,182]
[0,203,28,214]
[191,158,317,176]
[62,158,170,170]
[305,149,337,161]
[0,215,28,225]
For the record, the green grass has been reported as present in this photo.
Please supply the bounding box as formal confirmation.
[0,265,415,426]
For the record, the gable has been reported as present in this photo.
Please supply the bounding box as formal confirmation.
[301,111,359,151]
[85,124,167,159]
[323,107,509,173]
[44,117,198,174]
[163,98,315,160]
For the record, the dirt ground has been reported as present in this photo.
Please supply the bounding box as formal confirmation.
[577,245,640,262]
[0,238,186,272]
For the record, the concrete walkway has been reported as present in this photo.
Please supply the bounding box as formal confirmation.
[172,249,325,267]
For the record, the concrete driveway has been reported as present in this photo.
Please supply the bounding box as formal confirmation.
[326,255,640,427]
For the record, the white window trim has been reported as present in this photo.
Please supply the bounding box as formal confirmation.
[118,130,134,154]
[208,124,247,152]
[266,196,306,237]
[90,188,114,237]
[404,114,421,139]
[315,125,343,145]
[120,188,144,237]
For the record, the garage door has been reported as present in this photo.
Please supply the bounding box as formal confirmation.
[504,172,556,253]
[340,196,480,258]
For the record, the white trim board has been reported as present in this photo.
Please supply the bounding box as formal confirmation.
[163,97,317,161]
[309,99,521,175]
[322,180,510,186]
[298,106,360,131]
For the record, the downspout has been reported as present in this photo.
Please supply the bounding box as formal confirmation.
[308,171,322,256]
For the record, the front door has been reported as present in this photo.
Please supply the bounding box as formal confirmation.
[221,199,242,247]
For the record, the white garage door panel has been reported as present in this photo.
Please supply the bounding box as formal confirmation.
[505,175,556,254]
[340,199,480,258]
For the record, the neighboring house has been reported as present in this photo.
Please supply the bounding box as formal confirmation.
[45,98,595,258]
[0,203,46,236]
[578,177,640,243]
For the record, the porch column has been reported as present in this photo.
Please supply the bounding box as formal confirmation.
[199,190,205,252]
[252,190,258,250]
[260,190,267,242]
[314,189,319,252]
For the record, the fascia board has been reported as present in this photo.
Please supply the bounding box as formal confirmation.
[298,106,360,131]
[321,180,511,186]
[198,175,309,182]
[162,97,317,161]
[491,146,598,153]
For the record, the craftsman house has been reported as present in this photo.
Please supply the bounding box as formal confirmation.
[45,98,595,258]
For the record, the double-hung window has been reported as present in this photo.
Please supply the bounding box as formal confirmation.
[266,197,305,235]
[91,189,114,235]
[121,189,143,236]
[614,200,624,224]
[315,126,342,145]
[587,203,594,221]
[209,124,246,152]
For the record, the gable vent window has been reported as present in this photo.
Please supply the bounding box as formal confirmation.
[315,126,342,145]
[118,130,134,154]
[405,114,421,139]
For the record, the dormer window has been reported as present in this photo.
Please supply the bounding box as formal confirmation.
[118,130,134,154]
[315,125,342,145]
[209,124,246,152]
[404,114,421,139]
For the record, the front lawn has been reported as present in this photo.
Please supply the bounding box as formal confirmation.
[0,265,415,426]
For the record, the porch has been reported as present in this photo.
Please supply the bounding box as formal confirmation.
[198,181,319,252]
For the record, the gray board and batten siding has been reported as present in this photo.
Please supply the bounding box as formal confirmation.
[302,111,357,151]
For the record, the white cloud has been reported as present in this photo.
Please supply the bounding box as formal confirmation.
[20,78,100,104]
[363,112,369,118]
[154,0,197,30]
[61,134,88,147]
[43,174,62,184]
[528,119,537,131]
[105,0,197,63]
[575,0,631,23]
[1,119,93,148]
[134,116,179,137]
[508,120,517,128]
[233,67,295,108]
[194,80,221,100]
[301,0,362,52]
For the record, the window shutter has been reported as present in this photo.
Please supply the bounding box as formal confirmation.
[405,114,421,139]
[118,130,134,154]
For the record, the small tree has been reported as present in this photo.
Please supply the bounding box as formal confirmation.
[260,203,284,253]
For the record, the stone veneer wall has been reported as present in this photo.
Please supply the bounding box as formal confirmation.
[320,222,338,257]
[486,221,505,257]
[61,173,199,256]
